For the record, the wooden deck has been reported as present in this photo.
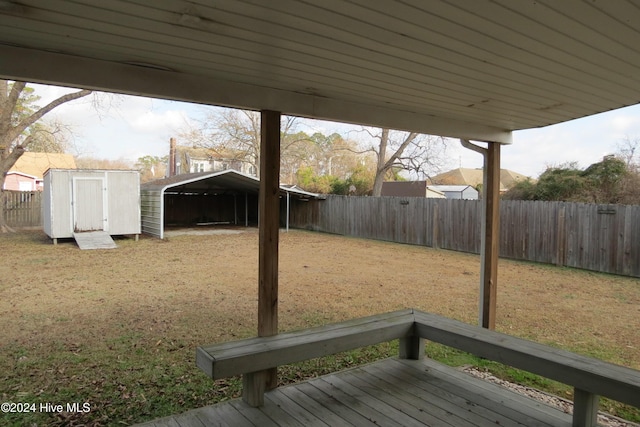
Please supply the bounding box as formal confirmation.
[134,357,574,427]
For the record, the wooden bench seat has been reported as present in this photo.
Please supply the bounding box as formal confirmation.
[196,308,640,427]
[412,310,640,409]
[197,309,417,380]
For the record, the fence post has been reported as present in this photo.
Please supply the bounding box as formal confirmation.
[556,204,566,266]
[432,202,439,249]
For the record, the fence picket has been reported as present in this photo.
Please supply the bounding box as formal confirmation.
[1,190,42,228]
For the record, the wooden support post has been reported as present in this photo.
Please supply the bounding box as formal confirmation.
[480,141,500,330]
[243,110,281,407]
[399,335,425,360]
[242,371,268,407]
[573,388,599,427]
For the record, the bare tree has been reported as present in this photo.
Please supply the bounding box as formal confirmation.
[616,136,640,204]
[0,80,92,232]
[617,136,639,170]
[355,128,449,196]
[179,108,305,179]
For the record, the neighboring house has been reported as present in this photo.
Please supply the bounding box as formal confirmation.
[4,152,77,191]
[168,145,256,177]
[428,185,479,200]
[380,181,446,198]
[4,171,41,191]
[428,167,530,193]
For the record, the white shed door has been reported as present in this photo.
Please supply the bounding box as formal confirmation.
[73,178,106,232]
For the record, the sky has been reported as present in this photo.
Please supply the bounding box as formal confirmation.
[32,83,640,179]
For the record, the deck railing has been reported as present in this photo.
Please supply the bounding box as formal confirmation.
[197,309,640,427]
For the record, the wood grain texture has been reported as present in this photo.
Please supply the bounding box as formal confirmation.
[139,357,577,426]
[198,308,640,421]
[257,110,281,394]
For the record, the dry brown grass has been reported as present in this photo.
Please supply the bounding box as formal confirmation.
[1,228,638,425]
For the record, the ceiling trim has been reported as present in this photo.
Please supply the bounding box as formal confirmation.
[0,44,512,144]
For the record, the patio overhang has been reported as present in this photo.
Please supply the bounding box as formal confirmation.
[2,2,640,143]
[2,2,640,420]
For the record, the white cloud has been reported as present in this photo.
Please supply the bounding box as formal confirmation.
[609,114,640,134]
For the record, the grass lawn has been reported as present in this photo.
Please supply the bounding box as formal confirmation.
[1,228,638,426]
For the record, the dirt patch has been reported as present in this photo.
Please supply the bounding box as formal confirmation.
[0,229,638,425]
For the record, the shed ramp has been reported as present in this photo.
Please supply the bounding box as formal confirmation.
[73,231,117,250]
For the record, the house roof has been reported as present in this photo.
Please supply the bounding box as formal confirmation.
[175,146,213,160]
[429,168,529,191]
[142,169,321,199]
[6,171,38,180]
[2,2,640,144]
[9,152,76,179]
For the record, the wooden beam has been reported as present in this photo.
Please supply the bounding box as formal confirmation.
[480,142,501,330]
[244,110,281,407]
[0,44,512,144]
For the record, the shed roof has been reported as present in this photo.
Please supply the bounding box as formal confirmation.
[2,2,640,144]
[142,169,321,199]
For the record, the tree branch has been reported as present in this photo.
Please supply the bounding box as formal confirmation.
[5,88,92,146]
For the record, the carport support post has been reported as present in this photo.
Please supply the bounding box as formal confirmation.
[243,110,281,407]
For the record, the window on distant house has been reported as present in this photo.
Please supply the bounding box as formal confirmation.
[191,161,206,173]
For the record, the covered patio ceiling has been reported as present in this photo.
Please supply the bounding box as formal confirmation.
[1,1,640,143]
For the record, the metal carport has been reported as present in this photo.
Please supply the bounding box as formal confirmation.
[140,169,320,239]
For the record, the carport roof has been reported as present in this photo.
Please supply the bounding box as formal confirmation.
[141,169,322,199]
[2,1,640,144]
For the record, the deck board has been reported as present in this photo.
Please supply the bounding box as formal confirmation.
[133,357,573,427]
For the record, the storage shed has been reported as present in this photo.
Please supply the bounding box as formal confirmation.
[141,169,320,239]
[43,169,141,243]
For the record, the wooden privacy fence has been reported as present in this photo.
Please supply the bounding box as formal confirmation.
[1,190,42,228]
[289,195,640,278]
